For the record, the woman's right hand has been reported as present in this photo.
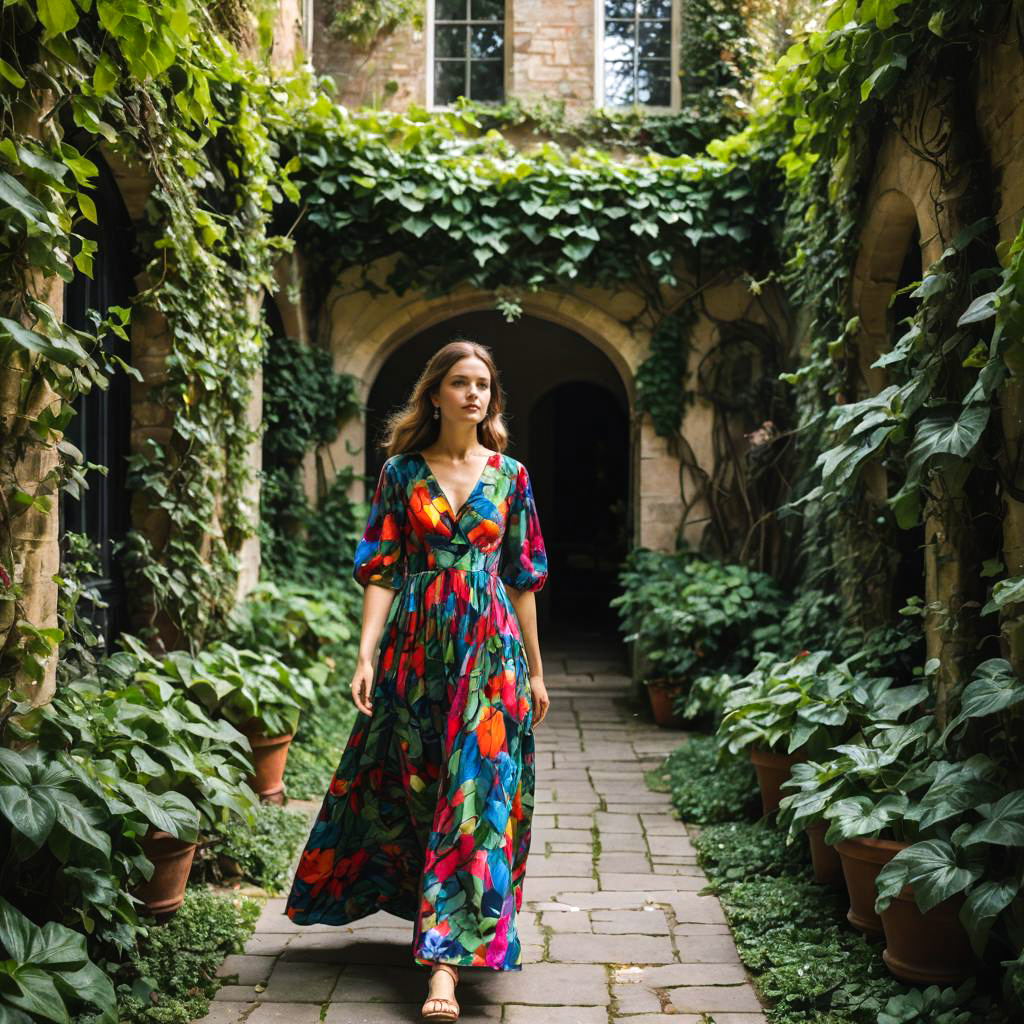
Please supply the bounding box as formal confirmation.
[350,657,375,716]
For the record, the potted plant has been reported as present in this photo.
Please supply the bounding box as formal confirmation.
[611,548,782,728]
[149,640,315,803]
[871,658,1024,985]
[34,644,260,917]
[719,649,927,817]
[773,671,929,883]
[799,716,939,936]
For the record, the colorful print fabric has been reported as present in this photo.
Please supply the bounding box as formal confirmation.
[284,450,548,971]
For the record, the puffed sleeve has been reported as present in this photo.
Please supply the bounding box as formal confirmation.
[353,458,406,589]
[499,463,548,592]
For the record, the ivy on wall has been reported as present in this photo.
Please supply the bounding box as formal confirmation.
[322,0,423,48]
[0,0,303,682]
[259,333,363,586]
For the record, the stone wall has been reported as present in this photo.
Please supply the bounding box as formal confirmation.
[313,0,598,113]
[313,2,428,109]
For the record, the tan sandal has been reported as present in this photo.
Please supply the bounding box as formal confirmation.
[421,962,460,1021]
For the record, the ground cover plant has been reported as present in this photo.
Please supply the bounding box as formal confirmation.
[645,734,761,824]
[84,886,262,1024]
[200,803,312,894]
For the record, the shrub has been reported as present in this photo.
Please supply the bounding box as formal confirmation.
[695,821,811,883]
[649,734,760,824]
[207,803,312,893]
[612,547,783,688]
[105,887,261,1024]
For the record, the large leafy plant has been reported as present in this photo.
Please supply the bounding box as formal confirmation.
[717,649,927,759]
[137,640,315,736]
[0,896,116,1024]
[223,581,358,691]
[870,660,1024,964]
[32,641,259,836]
[612,547,783,684]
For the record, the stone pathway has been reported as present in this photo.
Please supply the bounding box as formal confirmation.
[199,636,766,1024]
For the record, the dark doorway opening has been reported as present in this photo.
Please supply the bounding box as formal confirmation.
[60,145,138,650]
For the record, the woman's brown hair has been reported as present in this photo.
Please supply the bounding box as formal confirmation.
[379,338,511,457]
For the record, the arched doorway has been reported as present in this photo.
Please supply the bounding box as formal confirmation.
[364,310,631,640]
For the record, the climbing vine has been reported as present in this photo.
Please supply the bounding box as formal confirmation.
[321,0,423,48]
[0,0,303,685]
[259,333,363,586]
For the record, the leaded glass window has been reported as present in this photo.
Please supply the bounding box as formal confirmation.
[434,0,505,105]
[603,0,672,107]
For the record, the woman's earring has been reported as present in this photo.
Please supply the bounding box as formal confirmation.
[433,406,440,420]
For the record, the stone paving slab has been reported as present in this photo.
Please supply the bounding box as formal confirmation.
[194,640,763,1023]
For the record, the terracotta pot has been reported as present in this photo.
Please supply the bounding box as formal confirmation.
[835,836,907,935]
[134,828,197,920]
[748,747,803,816]
[881,885,974,985]
[241,718,294,804]
[646,680,687,728]
[806,820,842,885]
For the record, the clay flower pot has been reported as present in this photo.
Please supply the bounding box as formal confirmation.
[134,828,197,920]
[806,820,842,885]
[241,717,294,804]
[834,836,907,935]
[748,747,804,816]
[880,885,975,985]
[646,679,687,728]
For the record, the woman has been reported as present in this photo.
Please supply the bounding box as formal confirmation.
[283,338,551,1022]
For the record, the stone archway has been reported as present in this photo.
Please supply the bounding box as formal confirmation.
[314,269,683,555]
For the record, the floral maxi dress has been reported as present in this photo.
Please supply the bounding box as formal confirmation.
[284,450,548,971]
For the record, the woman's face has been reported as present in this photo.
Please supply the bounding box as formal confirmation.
[434,356,492,426]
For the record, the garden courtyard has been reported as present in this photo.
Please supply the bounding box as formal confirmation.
[4,0,1024,1023]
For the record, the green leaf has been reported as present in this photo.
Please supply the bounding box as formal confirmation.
[907,404,990,472]
[76,192,97,224]
[982,574,1024,614]
[961,790,1024,848]
[5,965,69,1024]
[824,794,908,843]
[960,878,1019,955]
[0,785,57,850]
[879,840,983,915]
[0,58,26,89]
[0,897,33,962]
[958,291,997,326]
[941,658,1024,740]
[0,318,90,367]
[37,0,79,38]
[0,171,50,225]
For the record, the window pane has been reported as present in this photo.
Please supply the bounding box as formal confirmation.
[604,19,634,63]
[637,19,670,60]
[470,60,503,101]
[471,24,502,58]
[436,24,467,58]
[436,0,467,20]
[471,0,503,20]
[637,0,670,17]
[605,0,635,18]
[604,60,635,105]
[636,59,670,105]
[435,60,466,104]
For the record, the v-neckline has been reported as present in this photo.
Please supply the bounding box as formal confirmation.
[415,449,497,521]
